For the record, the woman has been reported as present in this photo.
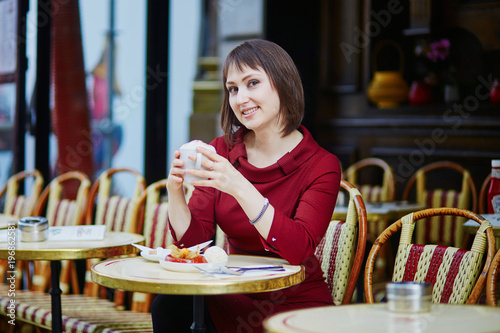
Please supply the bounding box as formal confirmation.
[152,39,341,332]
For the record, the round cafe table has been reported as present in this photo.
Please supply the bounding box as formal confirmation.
[91,254,305,333]
[0,231,144,333]
[263,303,500,333]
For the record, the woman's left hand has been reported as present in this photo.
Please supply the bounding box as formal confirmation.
[187,146,247,197]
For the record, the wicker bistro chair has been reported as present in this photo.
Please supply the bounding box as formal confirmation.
[364,208,496,305]
[315,180,367,305]
[84,167,146,298]
[0,169,44,218]
[30,171,91,294]
[344,157,396,203]
[0,170,44,289]
[344,158,396,241]
[479,174,492,214]
[402,161,478,248]
[486,247,500,306]
[127,179,173,312]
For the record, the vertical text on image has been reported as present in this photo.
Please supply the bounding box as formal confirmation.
[6,221,17,325]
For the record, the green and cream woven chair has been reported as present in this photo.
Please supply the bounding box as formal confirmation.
[84,167,146,299]
[402,161,478,248]
[486,247,500,306]
[315,180,367,305]
[30,171,91,294]
[344,157,396,203]
[364,208,495,304]
[0,169,44,290]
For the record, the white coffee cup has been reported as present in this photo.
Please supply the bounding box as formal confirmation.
[179,140,216,184]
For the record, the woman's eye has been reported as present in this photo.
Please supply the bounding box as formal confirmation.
[228,86,237,94]
[249,80,259,87]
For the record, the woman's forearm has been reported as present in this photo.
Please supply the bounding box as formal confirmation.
[166,187,192,240]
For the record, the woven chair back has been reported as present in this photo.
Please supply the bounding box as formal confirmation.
[0,170,44,218]
[86,167,146,233]
[315,180,367,305]
[34,171,91,226]
[402,161,478,247]
[364,208,496,305]
[344,158,396,203]
[486,247,500,306]
[479,174,492,214]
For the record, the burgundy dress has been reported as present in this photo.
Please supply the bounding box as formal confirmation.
[172,126,341,333]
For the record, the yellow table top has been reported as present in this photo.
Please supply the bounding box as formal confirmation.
[91,255,304,295]
[0,231,144,260]
[263,303,500,333]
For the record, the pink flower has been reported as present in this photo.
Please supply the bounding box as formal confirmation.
[427,39,450,63]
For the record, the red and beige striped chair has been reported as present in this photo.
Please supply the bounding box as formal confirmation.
[315,180,367,305]
[486,247,500,306]
[402,161,478,247]
[30,171,91,293]
[83,167,146,299]
[365,208,495,304]
[0,170,44,289]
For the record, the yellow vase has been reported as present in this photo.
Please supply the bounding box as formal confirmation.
[367,40,409,109]
[367,71,409,108]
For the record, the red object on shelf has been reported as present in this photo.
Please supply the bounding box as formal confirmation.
[488,159,500,214]
[490,79,500,104]
[408,80,433,106]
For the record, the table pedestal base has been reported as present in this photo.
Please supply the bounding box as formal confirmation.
[50,260,63,333]
[191,295,206,333]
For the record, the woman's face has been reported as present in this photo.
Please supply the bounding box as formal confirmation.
[225,64,282,133]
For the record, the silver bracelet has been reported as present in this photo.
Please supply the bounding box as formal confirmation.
[249,198,269,225]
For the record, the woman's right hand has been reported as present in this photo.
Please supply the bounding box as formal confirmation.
[166,150,186,193]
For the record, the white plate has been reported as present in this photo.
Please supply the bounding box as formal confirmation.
[159,255,228,273]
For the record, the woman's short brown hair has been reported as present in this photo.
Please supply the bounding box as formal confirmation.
[220,39,304,146]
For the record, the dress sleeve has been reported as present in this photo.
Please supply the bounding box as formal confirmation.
[262,157,341,265]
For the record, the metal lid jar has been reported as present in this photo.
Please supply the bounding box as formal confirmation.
[18,217,49,242]
[386,282,432,313]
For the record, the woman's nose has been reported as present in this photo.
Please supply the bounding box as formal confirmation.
[236,87,249,105]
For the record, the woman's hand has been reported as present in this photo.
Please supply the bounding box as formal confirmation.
[187,146,247,197]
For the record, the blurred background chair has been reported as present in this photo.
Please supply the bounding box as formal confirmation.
[486,247,500,306]
[315,180,367,305]
[84,167,146,299]
[364,207,495,305]
[344,158,396,243]
[129,178,172,312]
[0,170,44,289]
[479,174,492,214]
[344,157,396,203]
[402,161,478,247]
[0,169,44,219]
[30,171,91,294]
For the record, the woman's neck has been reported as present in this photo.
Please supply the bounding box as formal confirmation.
[244,128,303,168]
